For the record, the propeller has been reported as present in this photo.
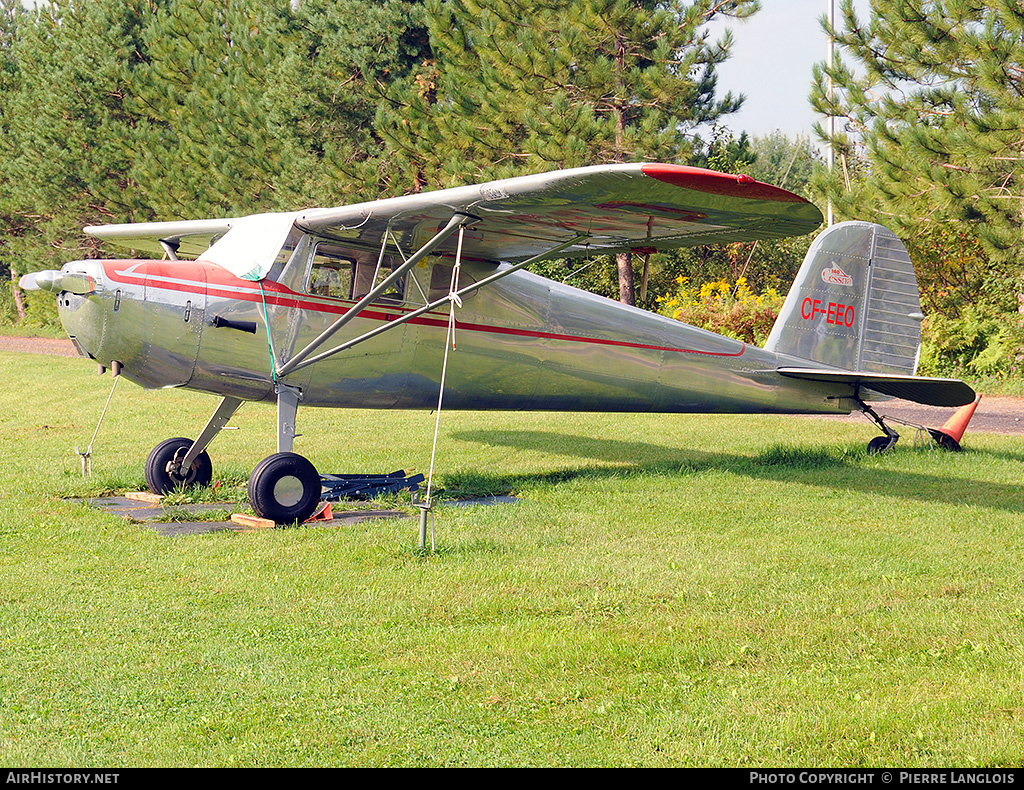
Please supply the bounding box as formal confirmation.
[19,270,96,294]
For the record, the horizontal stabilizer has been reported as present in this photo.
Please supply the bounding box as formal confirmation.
[777,367,976,407]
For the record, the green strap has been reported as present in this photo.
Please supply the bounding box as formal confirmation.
[258,280,278,382]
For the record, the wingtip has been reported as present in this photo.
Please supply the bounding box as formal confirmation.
[640,163,810,204]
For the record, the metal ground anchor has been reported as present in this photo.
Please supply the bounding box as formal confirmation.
[416,501,434,550]
[75,447,91,477]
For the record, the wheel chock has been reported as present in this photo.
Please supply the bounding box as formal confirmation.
[230,502,333,531]
[230,513,276,530]
[126,491,164,503]
[927,395,981,451]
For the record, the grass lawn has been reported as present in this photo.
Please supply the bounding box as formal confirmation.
[1,350,1023,767]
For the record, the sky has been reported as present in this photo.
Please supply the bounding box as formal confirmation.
[709,0,870,141]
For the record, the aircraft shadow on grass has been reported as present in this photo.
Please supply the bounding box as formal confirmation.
[448,429,1024,515]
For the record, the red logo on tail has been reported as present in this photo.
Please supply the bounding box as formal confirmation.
[821,264,853,287]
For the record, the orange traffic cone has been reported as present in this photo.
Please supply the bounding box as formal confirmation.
[306,501,334,522]
[929,395,981,451]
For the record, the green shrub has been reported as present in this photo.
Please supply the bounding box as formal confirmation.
[919,307,1024,380]
[657,276,784,346]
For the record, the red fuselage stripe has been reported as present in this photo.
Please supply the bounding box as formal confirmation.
[103,261,746,358]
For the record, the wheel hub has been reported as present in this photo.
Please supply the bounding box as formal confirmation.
[272,475,304,507]
[167,448,194,484]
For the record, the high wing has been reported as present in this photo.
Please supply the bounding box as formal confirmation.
[85,163,822,276]
[84,217,241,259]
[296,163,822,265]
[777,368,977,408]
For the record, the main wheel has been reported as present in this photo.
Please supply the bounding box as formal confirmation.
[145,437,213,494]
[247,452,321,524]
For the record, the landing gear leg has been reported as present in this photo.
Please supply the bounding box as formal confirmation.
[145,396,243,493]
[275,383,301,453]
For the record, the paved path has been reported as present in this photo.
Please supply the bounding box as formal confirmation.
[818,395,1022,436]
[0,335,78,357]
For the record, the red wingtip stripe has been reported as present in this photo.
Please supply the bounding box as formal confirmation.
[640,163,808,203]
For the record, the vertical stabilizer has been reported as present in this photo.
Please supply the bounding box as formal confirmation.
[764,221,923,374]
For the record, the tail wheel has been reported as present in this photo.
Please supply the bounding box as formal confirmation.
[145,437,213,494]
[867,435,898,454]
[248,452,321,525]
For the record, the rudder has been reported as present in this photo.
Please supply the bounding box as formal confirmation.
[764,221,923,374]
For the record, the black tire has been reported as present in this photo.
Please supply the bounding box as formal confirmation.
[247,452,321,524]
[145,437,213,494]
[867,435,898,455]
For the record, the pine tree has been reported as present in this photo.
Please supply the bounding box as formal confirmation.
[0,0,24,318]
[0,0,151,278]
[812,0,1024,267]
[810,0,1024,376]
[284,0,431,205]
[0,0,757,322]
[0,0,19,80]
[127,0,315,218]
[375,0,758,304]
[0,0,430,292]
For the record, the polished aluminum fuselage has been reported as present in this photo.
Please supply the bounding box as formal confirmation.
[55,253,850,417]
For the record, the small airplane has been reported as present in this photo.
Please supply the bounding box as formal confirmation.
[21,163,976,524]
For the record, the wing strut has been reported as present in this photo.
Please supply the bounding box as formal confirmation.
[276,213,474,378]
[280,233,590,374]
[159,239,180,261]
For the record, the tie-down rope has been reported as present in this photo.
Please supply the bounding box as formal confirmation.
[419,224,466,550]
[76,372,120,476]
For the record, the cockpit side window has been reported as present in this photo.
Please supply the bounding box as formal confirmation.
[308,244,355,300]
[361,254,406,304]
[273,228,304,269]
[306,241,406,304]
[266,227,308,285]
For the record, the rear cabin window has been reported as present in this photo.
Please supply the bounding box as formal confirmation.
[306,242,405,304]
[428,263,477,302]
